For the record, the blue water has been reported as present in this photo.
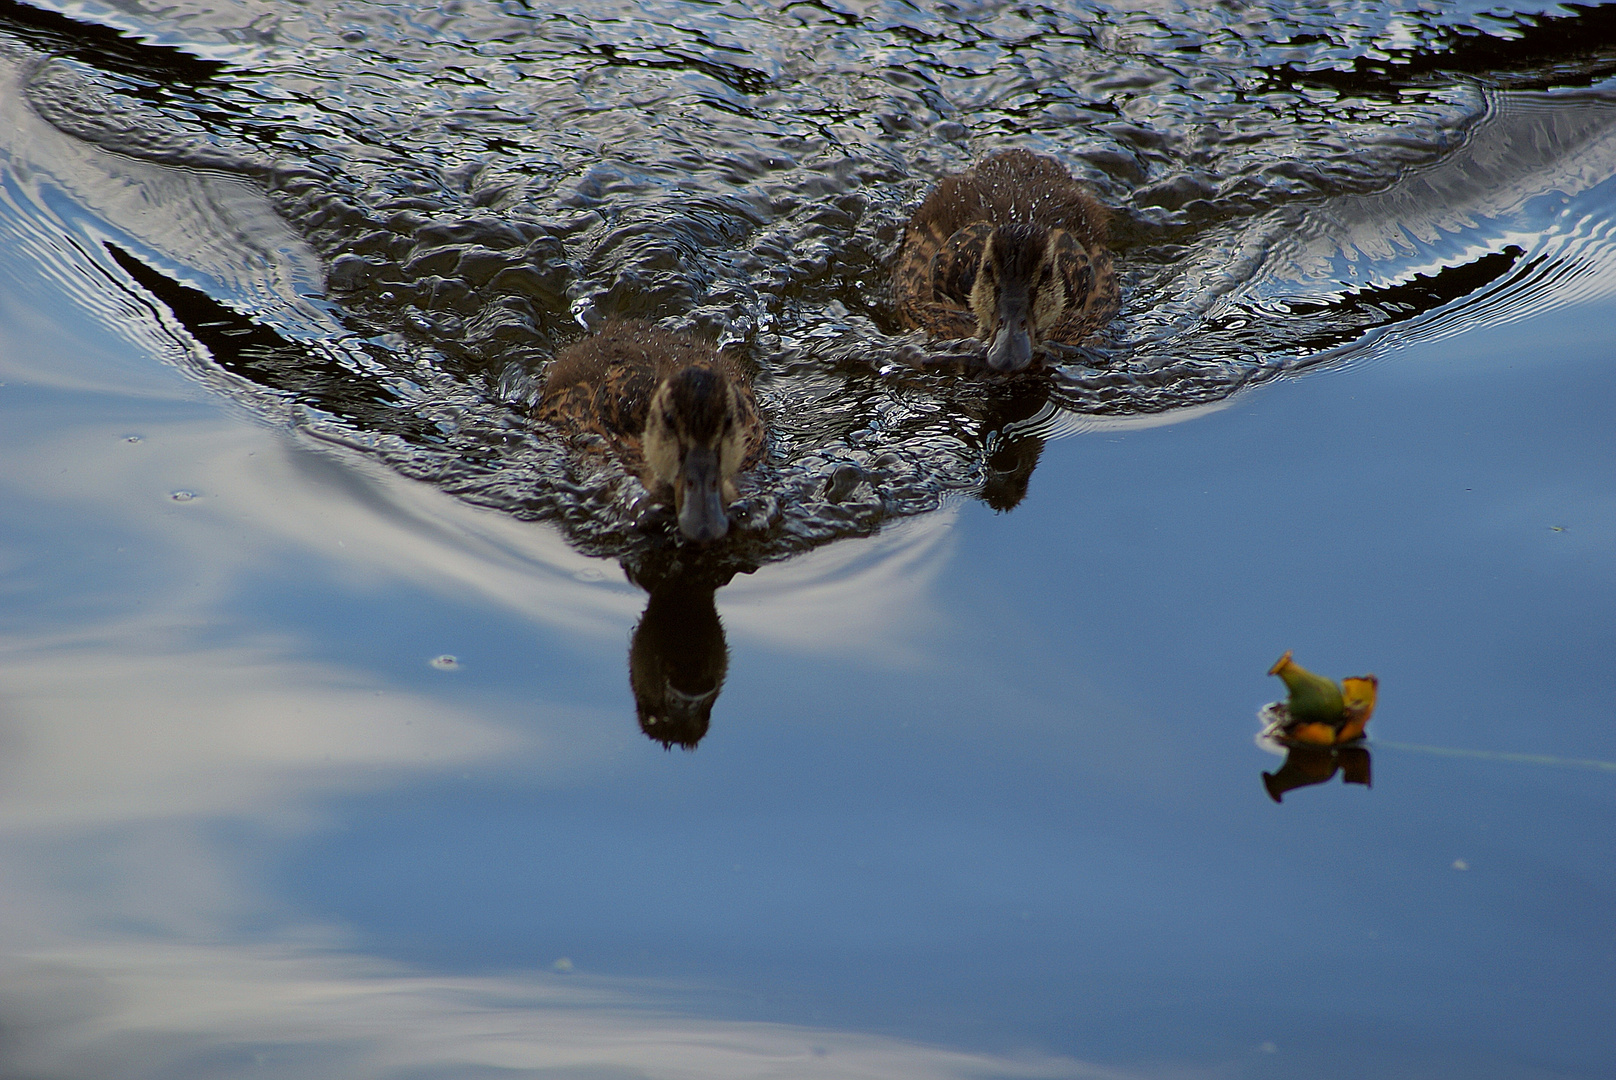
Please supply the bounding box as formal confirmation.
[276,312,1616,1072]
[2,1,1615,1077]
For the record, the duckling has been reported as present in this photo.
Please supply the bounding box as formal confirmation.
[893,149,1120,372]
[536,320,765,542]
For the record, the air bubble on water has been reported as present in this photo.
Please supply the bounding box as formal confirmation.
[170,490,196,502]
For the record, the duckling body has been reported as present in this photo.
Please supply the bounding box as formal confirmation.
[893,149,1119,371]
[536,320,765,542]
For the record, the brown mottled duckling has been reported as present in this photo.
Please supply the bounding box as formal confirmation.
[893,149,1120,372]
[536,320,765,543]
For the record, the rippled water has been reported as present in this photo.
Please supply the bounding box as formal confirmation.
[2,0,1616,1076]
[10,0,1616,562]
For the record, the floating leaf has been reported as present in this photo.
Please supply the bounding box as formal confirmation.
[1338,674,1380,741]
[1264,651,1377,746]
[1268,651,1343,723]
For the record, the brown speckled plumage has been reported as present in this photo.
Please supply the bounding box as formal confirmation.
[535,320,764,540]
[893,149,1119,363]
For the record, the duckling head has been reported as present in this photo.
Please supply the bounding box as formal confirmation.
[969,222,1071,372]
[643,366,750,543]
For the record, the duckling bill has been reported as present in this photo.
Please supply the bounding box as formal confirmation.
[536,320,765,542]
[893,149,1120,372]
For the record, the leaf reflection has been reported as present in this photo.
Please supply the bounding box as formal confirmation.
[1261,743,1373,804]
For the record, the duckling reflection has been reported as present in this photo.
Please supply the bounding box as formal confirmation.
[893,149,1120,372]
[974,379,1055,511]
[536,320,765,543]
[1262,743,1372,803]
[626,561,739,750]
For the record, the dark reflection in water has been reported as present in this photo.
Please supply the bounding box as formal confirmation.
[0,0,225,90]
[974,379,1053,513]
[626,561,736,750]
[1262,743,1374,804]
[104,243,444,439]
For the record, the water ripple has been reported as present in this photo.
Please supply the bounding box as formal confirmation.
[7,0,1616,569]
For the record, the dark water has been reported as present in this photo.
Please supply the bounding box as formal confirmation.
[1,0,1615,1076]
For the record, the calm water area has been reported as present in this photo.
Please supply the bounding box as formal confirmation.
[1,0,1614,1076]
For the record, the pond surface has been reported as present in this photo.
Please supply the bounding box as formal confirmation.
[1,0,1615,1077]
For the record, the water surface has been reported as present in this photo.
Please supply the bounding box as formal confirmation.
[1,0,1614,1076]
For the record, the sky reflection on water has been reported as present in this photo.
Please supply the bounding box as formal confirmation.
[0,233,1123,1079]
[2,1,1616,1077]
[4,216,1614,1074]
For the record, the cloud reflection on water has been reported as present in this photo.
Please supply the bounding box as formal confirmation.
[5,405,958,656]
[0,940,1139,1080]
[0,637,517,829]
[0,244,991,1078]
[0,414,1069,1078]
